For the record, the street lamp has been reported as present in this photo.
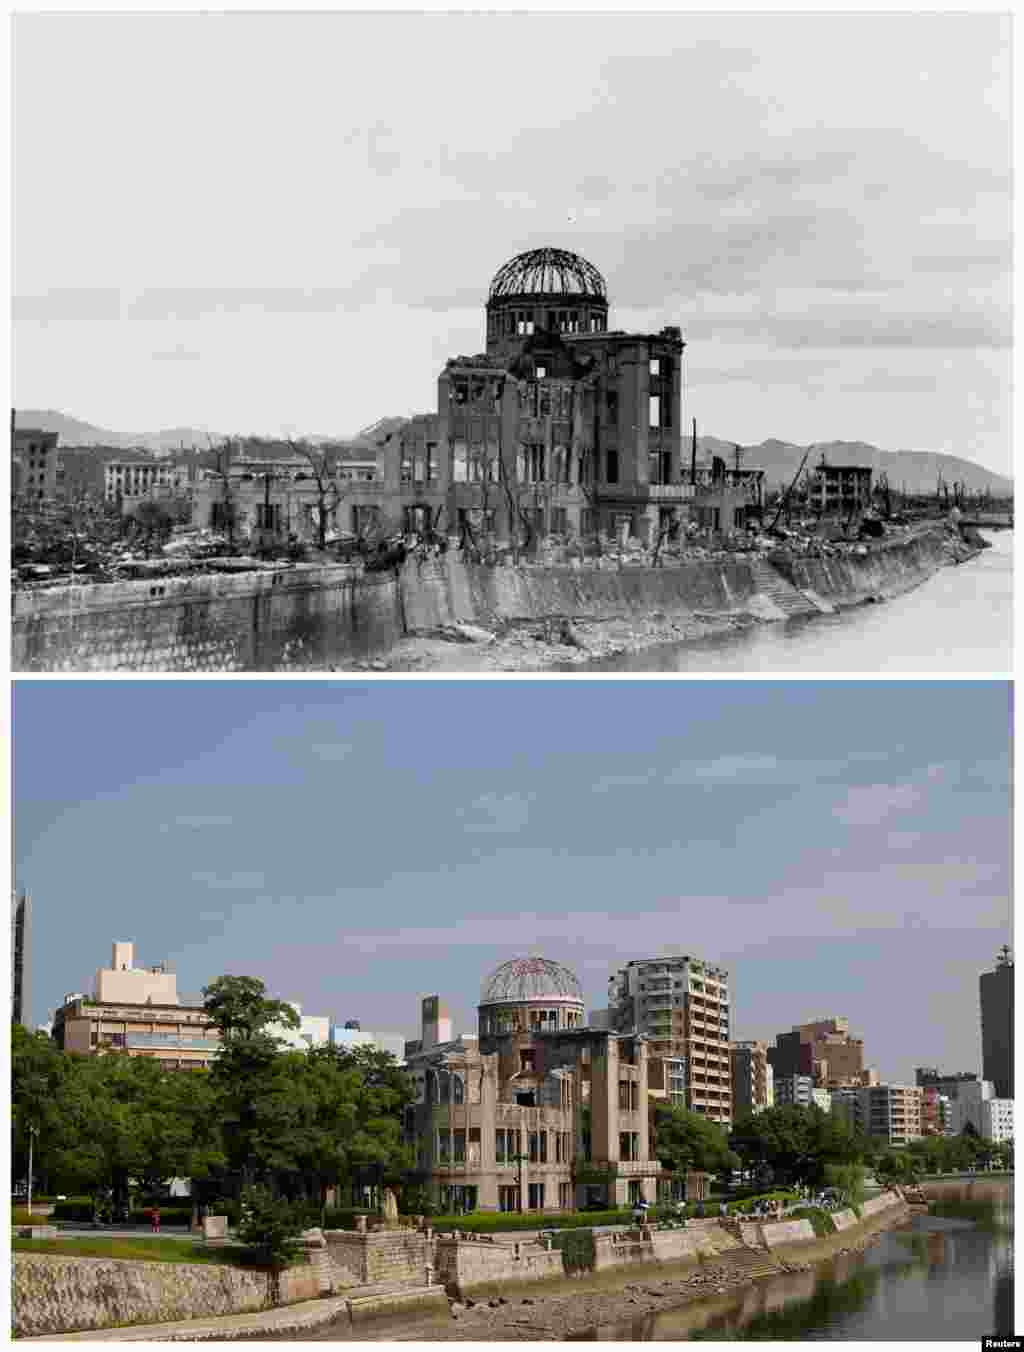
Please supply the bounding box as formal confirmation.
[27,1125,39,1217]
[510,1152,529,1214]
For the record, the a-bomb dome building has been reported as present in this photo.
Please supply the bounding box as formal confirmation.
[394,244,699,549]
[402,955,682,1215]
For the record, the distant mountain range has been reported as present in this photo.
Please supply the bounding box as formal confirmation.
[14,409,1012,495]
[686,436,1011,496]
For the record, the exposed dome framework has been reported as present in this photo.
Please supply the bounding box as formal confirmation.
[480,956,585,1006]
[488,248,608,303]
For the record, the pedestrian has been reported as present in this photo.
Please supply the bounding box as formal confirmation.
[151,1206,161,1234]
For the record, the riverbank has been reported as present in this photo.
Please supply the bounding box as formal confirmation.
[380,524,986,673]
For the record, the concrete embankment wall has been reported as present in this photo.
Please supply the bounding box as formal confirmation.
[436,1220,742,1296]
[325,1228,430,1287]
[773,529,955,603]
[12,1253,320,1338]
[12,530,956,672]
[11,564,404,672]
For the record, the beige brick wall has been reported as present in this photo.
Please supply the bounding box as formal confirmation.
[324,1229,429,1287]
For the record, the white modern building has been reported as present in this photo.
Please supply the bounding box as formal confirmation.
[982,1098,1014,1144]
[331,1023,407,1062]
[951,1079,996,1135]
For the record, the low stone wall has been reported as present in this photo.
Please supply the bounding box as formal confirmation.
[13,1253,324,1338]
[760,1218,816,1249]
[435,1236,562,1295]
[324,1228,429,1288]
[860,1191,902,1219]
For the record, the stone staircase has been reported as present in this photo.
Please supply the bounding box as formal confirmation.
[749,558,827,619]
[344,1280,447,1324]
[713,1247,783,1282]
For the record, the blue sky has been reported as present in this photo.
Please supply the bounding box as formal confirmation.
[12,12,1011,473]
[13,681,1011,1084]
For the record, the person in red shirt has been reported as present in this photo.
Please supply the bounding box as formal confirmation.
[150,1206,161,1233]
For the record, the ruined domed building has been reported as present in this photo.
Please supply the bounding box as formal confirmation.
[391,246,689,547]
[402,956,672,1214]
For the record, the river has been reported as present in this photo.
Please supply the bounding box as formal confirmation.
[571,1183,1013,1341]
[575,530,1012,674]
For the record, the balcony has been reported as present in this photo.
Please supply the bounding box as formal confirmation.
[587,1158,665,1177]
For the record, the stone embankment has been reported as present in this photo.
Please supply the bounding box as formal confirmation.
[12,522,981,672]
[14,1194,909,1340]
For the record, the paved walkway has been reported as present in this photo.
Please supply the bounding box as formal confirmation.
[21,1295,354,1342]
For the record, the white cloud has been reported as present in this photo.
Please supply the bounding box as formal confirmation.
[833,782,921,827]
[457,792,533,836]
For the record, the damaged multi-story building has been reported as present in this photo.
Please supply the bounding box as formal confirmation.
[187,248,767,550]
[397,247,690,547]
[403,957,695,1214]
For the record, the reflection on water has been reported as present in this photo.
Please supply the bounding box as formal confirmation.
[576,530,1012,674]
[574,1185,1013,1341]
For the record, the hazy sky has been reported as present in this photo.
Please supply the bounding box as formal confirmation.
[13,680,1011,1086]
[11,12,1012,473]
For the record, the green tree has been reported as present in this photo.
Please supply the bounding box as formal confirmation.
[729,1105,858,1186]
[236,1184,308,1303]
[12,1025,76,1194]
[654,1104,738,1179]
[203,976,302,1191]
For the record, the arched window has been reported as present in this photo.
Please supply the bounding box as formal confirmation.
[452,1074,465,1105]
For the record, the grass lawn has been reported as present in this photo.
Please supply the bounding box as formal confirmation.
[13,1235,256,1268]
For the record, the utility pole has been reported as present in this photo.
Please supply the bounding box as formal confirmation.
[27,1124,38,1216]
[690,419,697,486]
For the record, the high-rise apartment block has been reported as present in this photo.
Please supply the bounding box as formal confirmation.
[980,947,1014,1098]
[731,1040,773,1116]
[608,955,731,1124]
[11,890,31,1027]
[768,1017,870,1089]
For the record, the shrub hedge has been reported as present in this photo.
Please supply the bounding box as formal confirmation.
[786,1206,836,1238]
[726,1190,801,1216]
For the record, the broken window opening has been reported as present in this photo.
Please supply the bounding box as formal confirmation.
[516,1091,536,1107]
[536,363,547,380]
[649,394,661,428]
[606,450,620,485]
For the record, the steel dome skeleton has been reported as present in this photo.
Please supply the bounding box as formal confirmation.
[487,248,608,303]
[479,955,585,1006]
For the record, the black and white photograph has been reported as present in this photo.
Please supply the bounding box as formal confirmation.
[10,11,1011,673]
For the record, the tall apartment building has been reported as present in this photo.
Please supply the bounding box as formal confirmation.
[858,1084,923,1146]
[52,941,221,1068]
[11,890,31,1027]
[980,946,1014,1098]
[607,955,732,1125]
[731,1041,772,1116]
[769,1017,870,1089]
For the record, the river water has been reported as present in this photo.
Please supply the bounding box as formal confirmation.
[572,1184,1013,1341]
[576,530,1012,674]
